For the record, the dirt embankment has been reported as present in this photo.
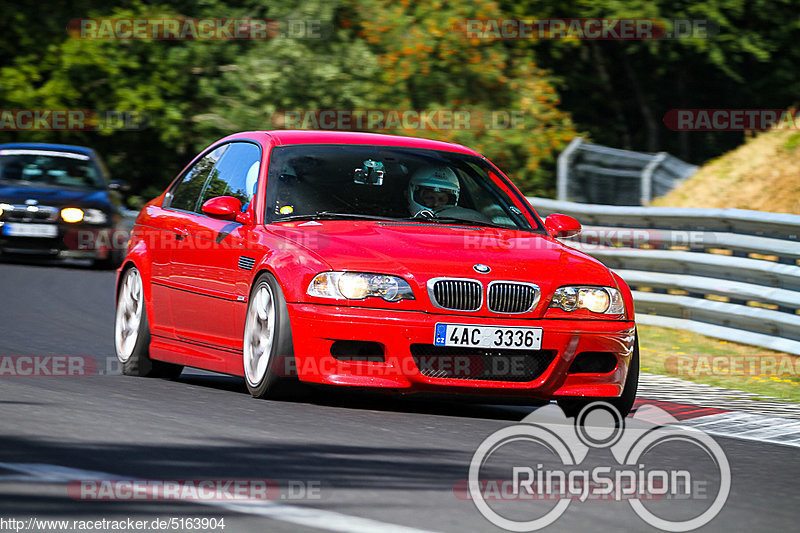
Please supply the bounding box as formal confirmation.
[651,129,800,214]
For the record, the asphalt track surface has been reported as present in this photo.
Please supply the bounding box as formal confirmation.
[0,259,798,532]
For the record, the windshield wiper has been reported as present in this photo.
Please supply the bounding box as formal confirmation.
[403,215,510,230]
[273,211,405,222]
[274,211,515,230]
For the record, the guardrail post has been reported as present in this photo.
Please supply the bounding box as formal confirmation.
[557,137,583,201]
[640,152,667,205]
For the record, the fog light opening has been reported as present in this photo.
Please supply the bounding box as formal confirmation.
[568,352,618,374]
[330,340,386,362]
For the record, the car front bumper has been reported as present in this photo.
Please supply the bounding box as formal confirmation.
[286,303,636,400]
[0,223,118,260]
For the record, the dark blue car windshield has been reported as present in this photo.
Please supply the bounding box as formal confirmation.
[0,149,105,190]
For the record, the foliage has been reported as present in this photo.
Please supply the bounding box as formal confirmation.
[347,0,578,195]
[499,0,800,161]
[1,0,798,200]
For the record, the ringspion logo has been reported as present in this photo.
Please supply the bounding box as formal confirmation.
[466,403,730,531]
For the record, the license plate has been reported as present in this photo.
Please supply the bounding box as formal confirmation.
[2,223,58,238]
[434,324,543,350]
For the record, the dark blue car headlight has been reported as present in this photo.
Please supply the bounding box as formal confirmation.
[60,207,108,224]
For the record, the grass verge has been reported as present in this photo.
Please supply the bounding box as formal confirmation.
[637,324,800,402]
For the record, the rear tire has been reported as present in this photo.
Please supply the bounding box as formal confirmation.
[557,332,639,418]
[243,272,295,399]
[115,266,183,379]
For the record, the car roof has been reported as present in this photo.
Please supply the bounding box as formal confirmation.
[224,130,482,156]
[0,143,96,156]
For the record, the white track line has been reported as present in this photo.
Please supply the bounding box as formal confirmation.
[0,462,439,533]
[676,411,800,448]
[220,501,437,533]
[638,372,800,419]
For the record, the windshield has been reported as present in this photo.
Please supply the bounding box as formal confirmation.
[0,149,106,190]
[265,145,539,231]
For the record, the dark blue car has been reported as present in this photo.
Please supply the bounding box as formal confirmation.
[0,143,127,268]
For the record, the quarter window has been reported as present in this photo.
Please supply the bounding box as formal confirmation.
[197,143,261,212]
[167,145,228,212]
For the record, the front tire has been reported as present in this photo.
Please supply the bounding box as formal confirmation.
[243,272,295,399]
[115,266,183,379]
[557,332,640,418]
[93,249,124,270]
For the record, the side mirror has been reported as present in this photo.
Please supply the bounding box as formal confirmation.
[202,196,243,222]
[544,213,581,238]
[109,179,130,192]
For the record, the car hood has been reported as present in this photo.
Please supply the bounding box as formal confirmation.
[268,220,617,292]
[0,183,109,208]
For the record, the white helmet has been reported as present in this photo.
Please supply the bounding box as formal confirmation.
[408,166,460,216]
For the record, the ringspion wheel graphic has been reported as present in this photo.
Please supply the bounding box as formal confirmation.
[468,402,730,532]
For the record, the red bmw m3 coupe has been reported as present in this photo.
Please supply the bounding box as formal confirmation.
[114,130,638,415]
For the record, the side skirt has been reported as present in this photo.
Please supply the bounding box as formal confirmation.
[150,334,244,376]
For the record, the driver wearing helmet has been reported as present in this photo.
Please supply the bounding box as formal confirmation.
[407,166,460,216]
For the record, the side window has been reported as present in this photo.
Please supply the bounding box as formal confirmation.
[167,145,228,212]
[197,142,261,212]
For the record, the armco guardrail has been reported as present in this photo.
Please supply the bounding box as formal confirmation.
[557,137,697,205]
[528,197,800,355]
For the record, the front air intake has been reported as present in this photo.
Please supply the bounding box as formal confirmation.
[410,344,557,382]
[427,278,482,311]
[487,281,539,313]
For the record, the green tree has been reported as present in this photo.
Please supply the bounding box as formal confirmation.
[499,0,800,163]
[343,0,579,195]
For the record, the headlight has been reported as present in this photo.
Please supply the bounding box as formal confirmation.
[549,286,624,314]
[60,207,108,224]
[307,272,415,302]
[60,207,84,223]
